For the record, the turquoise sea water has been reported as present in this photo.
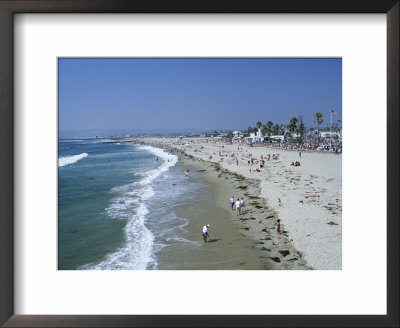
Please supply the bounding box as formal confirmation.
[58,139,201,270]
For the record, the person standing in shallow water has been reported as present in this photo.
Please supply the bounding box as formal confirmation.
[202,224,210,243]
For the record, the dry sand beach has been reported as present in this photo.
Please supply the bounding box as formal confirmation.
[137,137,342,270]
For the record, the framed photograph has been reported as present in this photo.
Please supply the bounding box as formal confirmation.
[56,57,342,272]
[0,0,398,327]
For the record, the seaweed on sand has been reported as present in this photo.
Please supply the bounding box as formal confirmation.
[327,221,338,225]
[249,202,262,209]
[279,250,290,257]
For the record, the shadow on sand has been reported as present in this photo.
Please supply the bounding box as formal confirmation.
[207,239,221,243]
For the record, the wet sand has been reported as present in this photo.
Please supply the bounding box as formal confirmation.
[151,148,309,270]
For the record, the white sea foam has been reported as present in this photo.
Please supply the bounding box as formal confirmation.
[58,153,88,167]
[106,185,154,220]
[136,145,178,185]
[59,139,84,142]
[85,145,178,270]
[84,203,155,270]
[105,196,138,220]
[77,138,116,144]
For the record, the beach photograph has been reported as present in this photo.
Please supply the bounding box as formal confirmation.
[58,58,342,270]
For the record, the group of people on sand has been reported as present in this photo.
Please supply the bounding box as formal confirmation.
[290,161,301,166]
[202,198,281,242]
[245,153,281,174]
[229,196,245,215]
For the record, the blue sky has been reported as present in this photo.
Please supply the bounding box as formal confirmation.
[59,58,341,136]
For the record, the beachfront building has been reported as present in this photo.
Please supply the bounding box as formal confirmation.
[320,131,340,138]
[245,128,263,144]
[269,135,285,142]
[291,132,300,138]
[232,130,245,141]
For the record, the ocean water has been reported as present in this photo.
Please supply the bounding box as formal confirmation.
[58,139,202,270]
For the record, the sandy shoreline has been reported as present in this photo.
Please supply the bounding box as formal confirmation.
[155,157,267,270]
[179,154,309,269]
[137,137,341,270]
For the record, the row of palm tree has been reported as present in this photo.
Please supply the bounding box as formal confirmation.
[248,112,325,143]
[249,121,284,136]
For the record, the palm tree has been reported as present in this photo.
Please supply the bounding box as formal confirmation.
[313,112,324,145]
[298,116,305,143]
[261,125,268,136]
[299,123,305,141]
[288,117,298,138]
[256,121,262,129]
[265,121,273,136]
[290,117,298,130]
[273,123,280,135]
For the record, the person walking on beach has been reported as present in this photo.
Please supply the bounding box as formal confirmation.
[230,196,235,210]
[235,198,241,216]
[240,197,245,214]
[276,219,281,234]
[202,224,210,243]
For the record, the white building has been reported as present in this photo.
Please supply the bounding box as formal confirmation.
[269,135,285,142]
[320,131,340,138]
[245,128,263,144]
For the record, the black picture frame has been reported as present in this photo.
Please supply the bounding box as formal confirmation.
[0,1,398,327]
